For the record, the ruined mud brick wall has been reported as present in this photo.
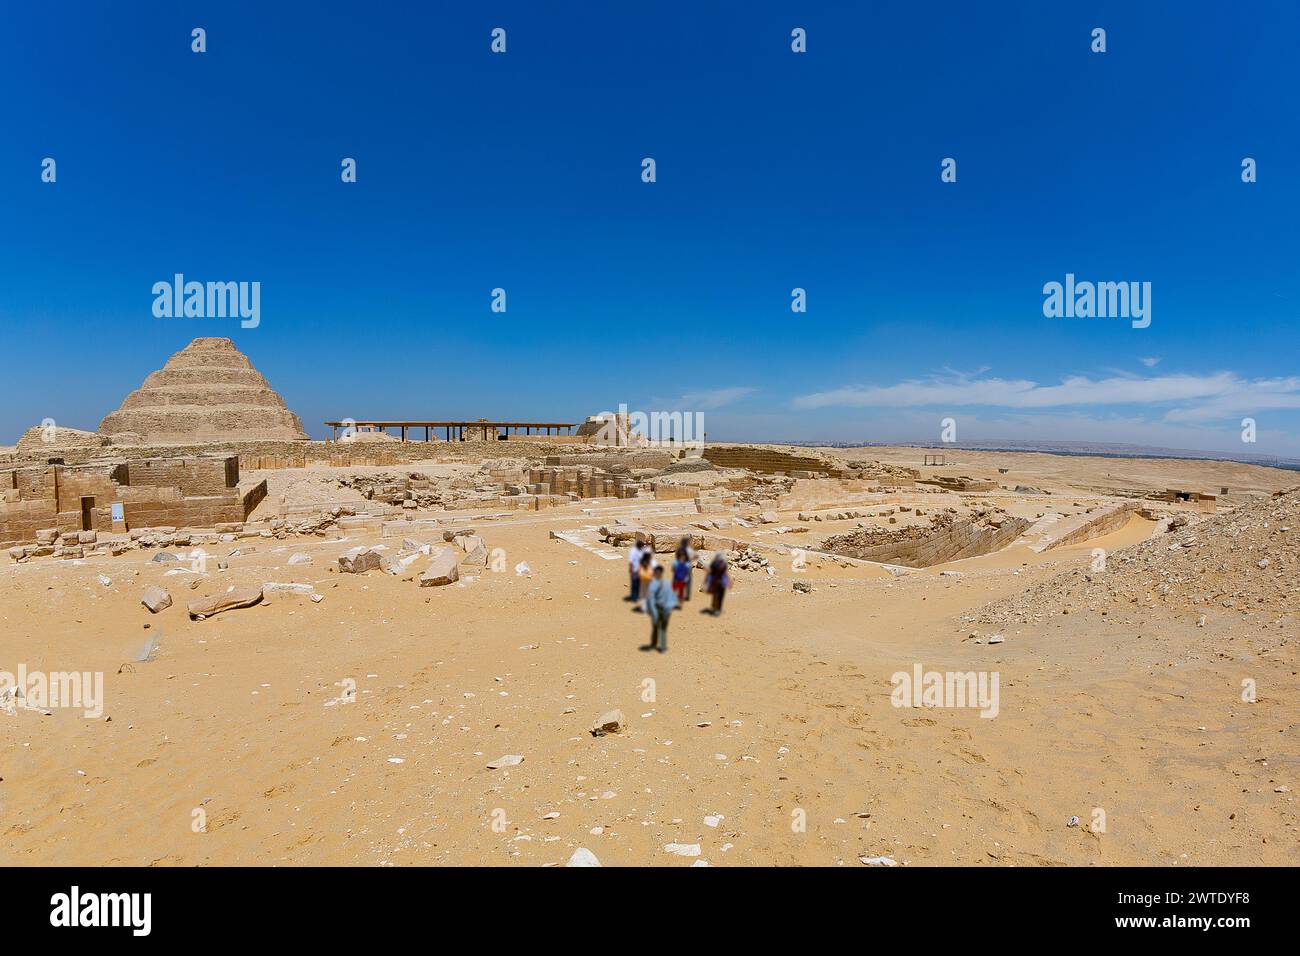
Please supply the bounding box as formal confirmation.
[113,488,249,531]
[701,445,850,477]
[826,516,1032,568]
[1,462,121,545]
[2,439,687,472]
[694,487,739,512]
[544,451,678,470]
[1154,489,1218,513]
[778,477,894,511]
[240,479,267,515]
[0,455,262,548]
[525,465,642,499]
[875,475,920,488]
[919,476,1000,492]
[0,485,59,548]
[119,455,237,496]
[653,484,699,500]
[13,425,109,455]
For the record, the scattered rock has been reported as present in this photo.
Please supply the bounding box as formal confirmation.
[664,843,701,857]
[140,586,172,614]
[187,586,263,620]
[591,709,626,736]
[419,548,460,587]
[338,547,381,574]
[262,582,314,599]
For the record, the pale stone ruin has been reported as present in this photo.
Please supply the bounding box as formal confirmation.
[2,454,266,556]
[13,424,109,455]
[0,337,1242,586]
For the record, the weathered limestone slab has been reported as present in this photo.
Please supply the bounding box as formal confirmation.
[460,544,489,571]
[187,586,262,619]
[453,533,484,553]
[419,548,460,587]
[140,586,173,613]
[261,582,314,599]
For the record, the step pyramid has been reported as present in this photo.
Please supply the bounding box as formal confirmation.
[99,337,309,444]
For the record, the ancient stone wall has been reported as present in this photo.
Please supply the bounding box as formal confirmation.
[0,455,261,548]
[919,476,1000,492]
[544,451,678,470]
[524,466,642,499]
[702,444,850,477]
[121,456,236,496]
[1039,502,1140,552]
[1,439,612,471]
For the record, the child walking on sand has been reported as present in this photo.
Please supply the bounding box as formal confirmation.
[635,550,655,613]
[672,547,690,604]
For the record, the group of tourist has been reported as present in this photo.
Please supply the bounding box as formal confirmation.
[625,536,731,653]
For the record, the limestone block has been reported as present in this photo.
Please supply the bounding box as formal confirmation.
[419,548,460,587]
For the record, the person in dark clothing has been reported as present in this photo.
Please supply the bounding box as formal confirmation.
[704,552,730,615]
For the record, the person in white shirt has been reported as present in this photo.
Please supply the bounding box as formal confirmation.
[627,538,646,604]
[678,535,697,601]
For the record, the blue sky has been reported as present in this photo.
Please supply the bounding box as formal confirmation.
[2,1,1298,455]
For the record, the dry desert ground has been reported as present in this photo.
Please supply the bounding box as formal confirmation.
[1,444,1296,867]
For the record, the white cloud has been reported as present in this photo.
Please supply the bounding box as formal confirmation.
[654,386,757,411]
[1140,356,1161,367]
[793,371,1300,421]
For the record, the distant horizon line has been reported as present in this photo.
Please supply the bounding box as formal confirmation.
[725,437,1300,472]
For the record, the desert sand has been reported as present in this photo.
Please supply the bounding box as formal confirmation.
[2,444,1295,867]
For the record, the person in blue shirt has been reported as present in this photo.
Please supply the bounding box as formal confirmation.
[672,548,691,604]
[640,564,678,653]
[675,539,697,601]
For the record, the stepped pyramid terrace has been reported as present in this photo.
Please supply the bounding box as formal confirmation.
[98,337,308,445]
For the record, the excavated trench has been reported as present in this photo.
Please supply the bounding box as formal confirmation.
[819,512,1032,568]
